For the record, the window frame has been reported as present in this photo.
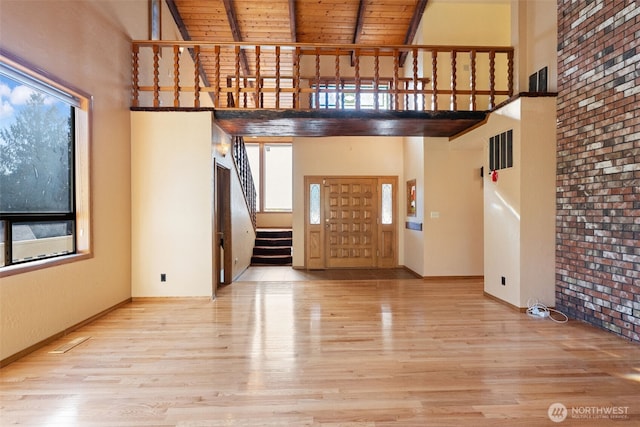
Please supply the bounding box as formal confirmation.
[245,141,292,213]
[0,49,92,277]
[311,78,391,110]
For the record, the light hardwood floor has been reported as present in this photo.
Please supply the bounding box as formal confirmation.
[1,273,639,426]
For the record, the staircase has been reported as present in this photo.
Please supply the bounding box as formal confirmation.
[251,229,293,266]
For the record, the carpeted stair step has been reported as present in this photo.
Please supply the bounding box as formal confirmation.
[251,228,293,266]
[250,255,293,265]
[256,229,292,239]
[253,246,292,256]
[255,237,293,247]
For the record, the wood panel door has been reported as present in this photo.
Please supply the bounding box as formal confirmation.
[325,178,377,268]
[305,176,397,269]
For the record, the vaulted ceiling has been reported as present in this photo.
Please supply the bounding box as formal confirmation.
[166,0,429,97]
[167,0,428,47]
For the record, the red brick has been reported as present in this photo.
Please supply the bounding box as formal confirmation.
[557,0,640,343]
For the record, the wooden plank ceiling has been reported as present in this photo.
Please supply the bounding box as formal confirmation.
[166,0,488,137]
[170,0,425,45]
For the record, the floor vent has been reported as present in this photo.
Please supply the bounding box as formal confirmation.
[49,336,90,354]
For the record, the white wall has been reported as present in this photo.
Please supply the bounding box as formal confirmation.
[0,0,144,360]
[131,112,213,297]
[292,136,404,267]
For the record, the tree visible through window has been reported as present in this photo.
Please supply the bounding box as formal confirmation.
[0,61,79,267]
[1,92,73,212]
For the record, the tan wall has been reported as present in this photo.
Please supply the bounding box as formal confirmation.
[513,0,558,93]
[453,97,556,308]
[423,1,511,45]
[401,0,511,278]
[210,127,256,281]
[481,104,523,306]
[0,0,143,360]
[422,1,512,110]
[228,162,258,281]
[131,113,255,294]
[423,139,484,277]
[449,102,522,306]
[292,136,404,267]
[256,212,293,229]
[131,112,213,297]
[402,136,425,274]
[519,97,556,307]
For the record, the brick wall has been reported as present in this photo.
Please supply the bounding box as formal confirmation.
[556,0,640,342]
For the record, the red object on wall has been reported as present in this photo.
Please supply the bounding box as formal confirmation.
[491,170,498,182]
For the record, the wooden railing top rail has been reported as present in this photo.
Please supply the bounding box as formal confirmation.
[132,40,513,52]
[131,40,514,111]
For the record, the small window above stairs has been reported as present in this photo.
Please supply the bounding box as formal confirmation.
[251,229,292,266]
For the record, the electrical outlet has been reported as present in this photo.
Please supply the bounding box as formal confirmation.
[161,273,166,282]
[501,276,506,286]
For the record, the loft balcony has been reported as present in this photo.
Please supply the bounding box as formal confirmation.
[131,41,514,137]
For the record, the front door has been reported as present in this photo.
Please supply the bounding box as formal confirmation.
[325,177,377,268]
[305,176,397,269]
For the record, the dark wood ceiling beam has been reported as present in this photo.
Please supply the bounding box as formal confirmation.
[166,0,192,42]
[400,0,429,66]
[165,0,211,87]
[404,0,429,44]
[222,0,251,79]
[350,0,366,66]
[352,0,366,44]
[289,0,297,42]
[222,0,242,41]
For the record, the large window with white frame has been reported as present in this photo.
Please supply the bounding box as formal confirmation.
[0,52,91,272]
[245,142,292,212]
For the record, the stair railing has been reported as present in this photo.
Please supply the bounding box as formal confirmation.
[231,136,257,230]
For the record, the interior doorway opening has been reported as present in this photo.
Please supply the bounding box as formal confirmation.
[214,162,232,297]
